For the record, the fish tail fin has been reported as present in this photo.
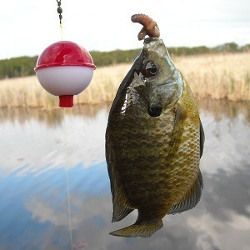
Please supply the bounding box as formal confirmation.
[110,219,163,237]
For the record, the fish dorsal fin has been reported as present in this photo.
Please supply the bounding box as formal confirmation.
[169,170,203,214]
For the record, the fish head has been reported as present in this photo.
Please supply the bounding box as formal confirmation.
[135,38,183,117]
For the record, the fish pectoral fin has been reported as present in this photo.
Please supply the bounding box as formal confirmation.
[169,170,203,214]
[200,119,205,158]
[112,201,133,222]
[110,219,163,237]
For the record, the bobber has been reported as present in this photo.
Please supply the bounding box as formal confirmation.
[34,41,96,108]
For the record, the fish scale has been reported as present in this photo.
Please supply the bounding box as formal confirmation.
[106,38,204,237]
[111,111,177,203]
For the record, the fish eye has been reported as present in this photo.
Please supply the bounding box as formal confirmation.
[143,61,158,77]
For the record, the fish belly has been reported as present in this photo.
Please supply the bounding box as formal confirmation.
[110,106,200,219]
[110,110,172,216]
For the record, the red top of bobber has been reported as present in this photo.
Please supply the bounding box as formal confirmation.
[35,41,96,71]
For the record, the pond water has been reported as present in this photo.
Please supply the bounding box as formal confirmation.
[0,100,249,250]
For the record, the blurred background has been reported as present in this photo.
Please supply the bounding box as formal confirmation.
[0,1,249,249]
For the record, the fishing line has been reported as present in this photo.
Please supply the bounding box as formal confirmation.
[60,23,64,41]
[55,1,73,248]
[64,161,73,250]
[56,0,64,40]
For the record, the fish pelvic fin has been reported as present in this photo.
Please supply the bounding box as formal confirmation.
[110,219,163,238]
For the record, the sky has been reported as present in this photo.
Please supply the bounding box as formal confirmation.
[0,0,249,59]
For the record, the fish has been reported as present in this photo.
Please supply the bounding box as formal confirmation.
[105,37,205,237]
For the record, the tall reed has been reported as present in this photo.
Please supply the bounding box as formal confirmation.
[0,53,249,109]
[175,52,250,101]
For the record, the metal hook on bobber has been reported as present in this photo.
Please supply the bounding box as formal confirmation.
[56,0,63,24]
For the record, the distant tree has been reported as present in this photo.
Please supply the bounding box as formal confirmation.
[213,42,239,53]
[0,56,37,79]
[241,44,250,52]
[0,42,247,80]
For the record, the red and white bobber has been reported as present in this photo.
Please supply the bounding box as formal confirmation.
[34,41,96,108]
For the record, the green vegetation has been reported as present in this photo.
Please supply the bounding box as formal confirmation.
[0,56,38,79]
[0,42,249,80]
[91,49,140,66]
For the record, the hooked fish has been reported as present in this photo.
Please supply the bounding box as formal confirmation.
[105,16,205,238]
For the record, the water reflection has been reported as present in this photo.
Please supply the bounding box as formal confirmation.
[199,98,250,123]
[0,100,249,126]
[0,100,249,250]
[0,104,109,127]
[0,107,108,176]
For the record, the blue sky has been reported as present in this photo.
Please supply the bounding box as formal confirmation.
[0,0,249,59]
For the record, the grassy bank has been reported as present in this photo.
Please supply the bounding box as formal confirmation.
[0,64,130,108]
[176,52,250,101]
[0,52,249,108]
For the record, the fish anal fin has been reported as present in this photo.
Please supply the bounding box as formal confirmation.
[110,166,134,222]
[170,170,203,214]
[111,180,134,222]
[106,143,134,222]
[112,202,133,222]
[110,219,163,237]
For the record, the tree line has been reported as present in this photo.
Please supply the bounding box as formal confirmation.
[0,42,249,80]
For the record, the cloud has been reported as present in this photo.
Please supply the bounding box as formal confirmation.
[0,0,250,58]
[22,160,250,250]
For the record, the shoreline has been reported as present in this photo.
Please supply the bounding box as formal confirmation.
[0,52,249,108]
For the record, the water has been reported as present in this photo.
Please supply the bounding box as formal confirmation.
[0,101,249,250]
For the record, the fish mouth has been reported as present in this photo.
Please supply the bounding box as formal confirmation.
[148,104,162,117]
